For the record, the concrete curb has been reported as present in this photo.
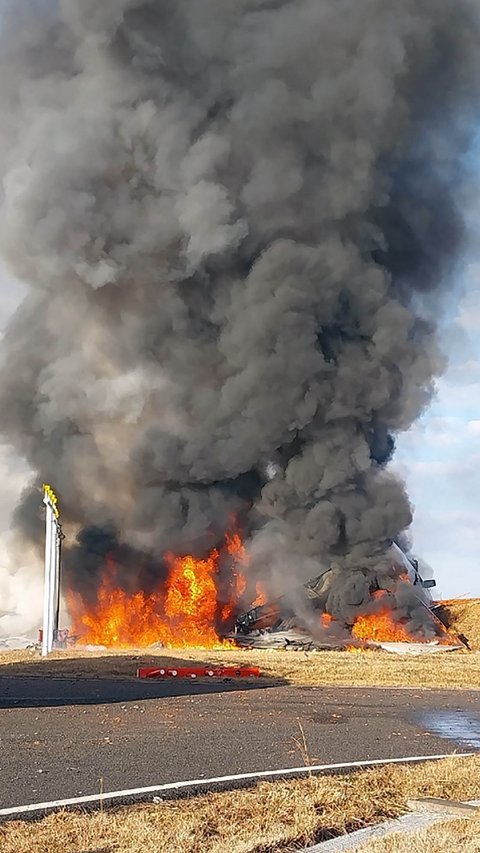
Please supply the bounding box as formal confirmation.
[301,800,480,852]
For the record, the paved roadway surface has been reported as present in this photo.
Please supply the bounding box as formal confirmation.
[0,676,479,809]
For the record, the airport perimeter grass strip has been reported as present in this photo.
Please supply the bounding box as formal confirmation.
[0,754,474,819]
[1,755,479,853]
[1,647,480,690]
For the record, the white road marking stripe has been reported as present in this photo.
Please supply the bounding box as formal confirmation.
[0,752,474,819]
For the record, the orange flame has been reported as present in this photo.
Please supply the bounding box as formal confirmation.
[219,531,248,623]
[160,550,224,647]
[351,609,415,643]
[321,612,333,629]
[66,560,166,648]
[252,581,267,607]
[351,585,456,645]
[351,587,417,643]
[67,532,247,649]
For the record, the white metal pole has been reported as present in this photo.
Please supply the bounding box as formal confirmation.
[42,485,60,657]
[54,521,62,637]
[47,514,57,653]
[42,497,54,657]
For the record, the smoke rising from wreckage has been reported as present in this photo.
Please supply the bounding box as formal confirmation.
[234,542,446,645]
[0,0,478,640]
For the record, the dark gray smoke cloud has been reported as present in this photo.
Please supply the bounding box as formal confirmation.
[0,0,478,626]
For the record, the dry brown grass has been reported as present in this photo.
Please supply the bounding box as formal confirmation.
[436,599,480,651]
[1,755,479,853]
[2,599,478,688]
[1,645,480,690]
[355,813,480,852]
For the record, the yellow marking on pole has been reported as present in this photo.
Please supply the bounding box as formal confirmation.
[43,484,59,518]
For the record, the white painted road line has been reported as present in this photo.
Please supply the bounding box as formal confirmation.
[0,752,474,819]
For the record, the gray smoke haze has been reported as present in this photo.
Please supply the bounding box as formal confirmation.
[0,0,478,627]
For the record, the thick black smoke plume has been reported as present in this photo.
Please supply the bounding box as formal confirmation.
[0,1,478,626]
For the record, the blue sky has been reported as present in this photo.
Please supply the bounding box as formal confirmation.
[0,261,479,600]
[395,264,480,597]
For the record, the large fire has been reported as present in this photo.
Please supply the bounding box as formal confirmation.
[350,589,453,645]
[66,535,453,650]
[67,531,248,649]
[350,589,414,643]
[351,609,416,643]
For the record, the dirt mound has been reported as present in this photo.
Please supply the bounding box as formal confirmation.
[435,599,480,650]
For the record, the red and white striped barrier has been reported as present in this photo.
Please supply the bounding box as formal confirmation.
[137,665,260,679]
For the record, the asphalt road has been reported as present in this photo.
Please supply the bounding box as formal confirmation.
[0,676,479,809]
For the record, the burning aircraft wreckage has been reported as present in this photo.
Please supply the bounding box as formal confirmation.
[63,531,460,653]
[231,544,463,652]
[0,1,476,654]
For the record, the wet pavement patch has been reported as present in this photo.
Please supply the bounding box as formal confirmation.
[420,710,480,749]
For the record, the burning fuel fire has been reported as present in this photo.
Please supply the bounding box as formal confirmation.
[252,582,268,608]
[350,590,455,646]
[67,531,248,649]
[351,609,417,644]
[66,534,455,651]
[349,588,414,643]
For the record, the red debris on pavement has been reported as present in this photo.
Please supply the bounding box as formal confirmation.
[137,665,261,679]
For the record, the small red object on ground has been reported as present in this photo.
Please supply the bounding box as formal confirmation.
[137,665,261,679]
